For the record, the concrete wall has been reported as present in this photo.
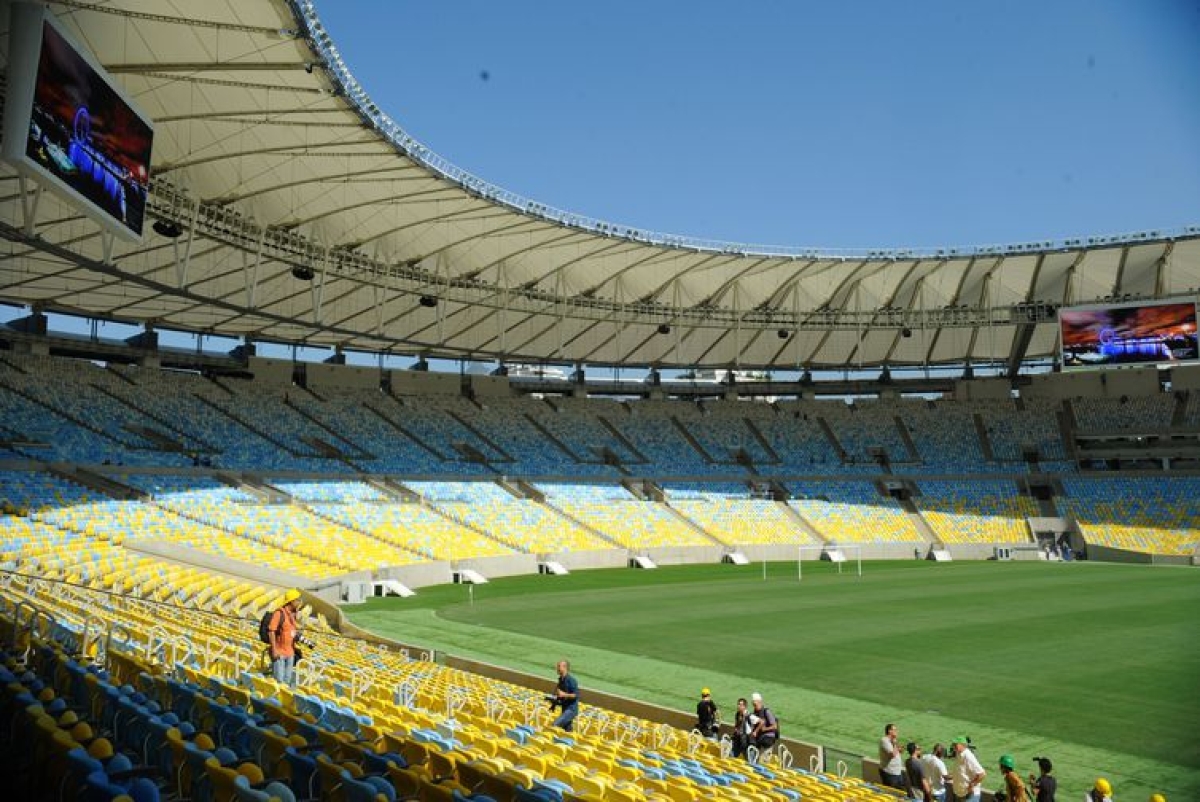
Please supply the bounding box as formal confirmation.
[376,561,454,589]
[247,356,293,386]
[1085,544,1194,565]
[308,362,379,390]
[1171,363,1200,391]
[1103,365,1161,398]
[735,544,810,562]
[1027,517,1070,534]
[391,369,461,396]
[644,546,724,565]
[1023,366,1161,401]
[460,553,539,580]
[943,543,1002,561]
[547,549,627,571]
[954,377,1011,401]
[470,375,513,398]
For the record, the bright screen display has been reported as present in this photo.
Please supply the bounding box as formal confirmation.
[23,19,153,237]
[1060,300,1199,369]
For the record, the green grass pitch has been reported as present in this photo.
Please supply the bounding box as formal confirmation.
[345,560,1200,800]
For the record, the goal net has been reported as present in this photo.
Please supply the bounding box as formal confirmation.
[797,544,863,582]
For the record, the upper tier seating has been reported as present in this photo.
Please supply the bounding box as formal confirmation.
[602,401,730,476]
[820,399,914,464]
[976,398,1068,463]
[1074,394,1176,433]
[903,400,991,473]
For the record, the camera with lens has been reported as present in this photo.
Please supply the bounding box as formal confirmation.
[544,695,561,711]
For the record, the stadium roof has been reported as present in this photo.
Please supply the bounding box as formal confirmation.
[2,0,1199,370]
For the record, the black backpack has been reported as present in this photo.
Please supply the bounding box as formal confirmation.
[258,609,276,644]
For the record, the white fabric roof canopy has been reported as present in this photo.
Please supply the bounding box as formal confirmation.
[1,0,1198,369]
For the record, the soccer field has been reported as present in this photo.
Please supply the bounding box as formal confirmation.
[345,560,1200,800]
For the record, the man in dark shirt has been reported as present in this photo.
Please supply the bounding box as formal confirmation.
[552,660,579,731]
[695,688,719,739]
[1028,757,1057,802]
[906,741,932,801]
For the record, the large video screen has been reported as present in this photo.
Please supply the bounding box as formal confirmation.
[1060,300,1199,369]
[2,4,153,240]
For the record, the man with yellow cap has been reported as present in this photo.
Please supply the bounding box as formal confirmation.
[268,589,303,686]
[1085,778,1113,802]
[695,687,719,739]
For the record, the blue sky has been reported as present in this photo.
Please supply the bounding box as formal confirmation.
[316,0,1200,251]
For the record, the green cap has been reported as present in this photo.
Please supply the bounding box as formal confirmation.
[951,735,969,746]
[999,755,1015,770]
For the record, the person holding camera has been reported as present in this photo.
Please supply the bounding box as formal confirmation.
[695,688,719,739]
[550,659,579,731]
[267,588,305,686]
[1029,757,1057,802]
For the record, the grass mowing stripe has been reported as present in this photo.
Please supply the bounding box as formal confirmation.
[345,560,1200,800]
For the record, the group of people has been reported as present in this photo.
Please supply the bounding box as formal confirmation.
[693,688,779,759]
[878,724,1166,802]
[878,726,996,802]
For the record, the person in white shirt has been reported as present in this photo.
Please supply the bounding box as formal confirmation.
[921,743,950,802]
[950,736,986,802]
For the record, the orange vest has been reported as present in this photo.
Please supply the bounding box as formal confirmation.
[268,605,298,658]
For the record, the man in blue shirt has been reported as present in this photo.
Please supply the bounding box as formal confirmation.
[552,660,579,731]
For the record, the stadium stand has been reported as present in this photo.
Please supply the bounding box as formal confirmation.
[975,398,1070,464]
[821,399,915,465]
[914,480,1038,544]
[660,483,815,546]
[1074,394,1176,432]
[788,482,924,543]
[311,500,518,562]
[539,483,717,549]
[1059,476,1200,556]
[0,516,911,802]
[903,400,991,473]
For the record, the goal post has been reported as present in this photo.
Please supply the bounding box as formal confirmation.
[797,544,863,582]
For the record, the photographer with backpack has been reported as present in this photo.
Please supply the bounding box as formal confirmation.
[261,589,304,686]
